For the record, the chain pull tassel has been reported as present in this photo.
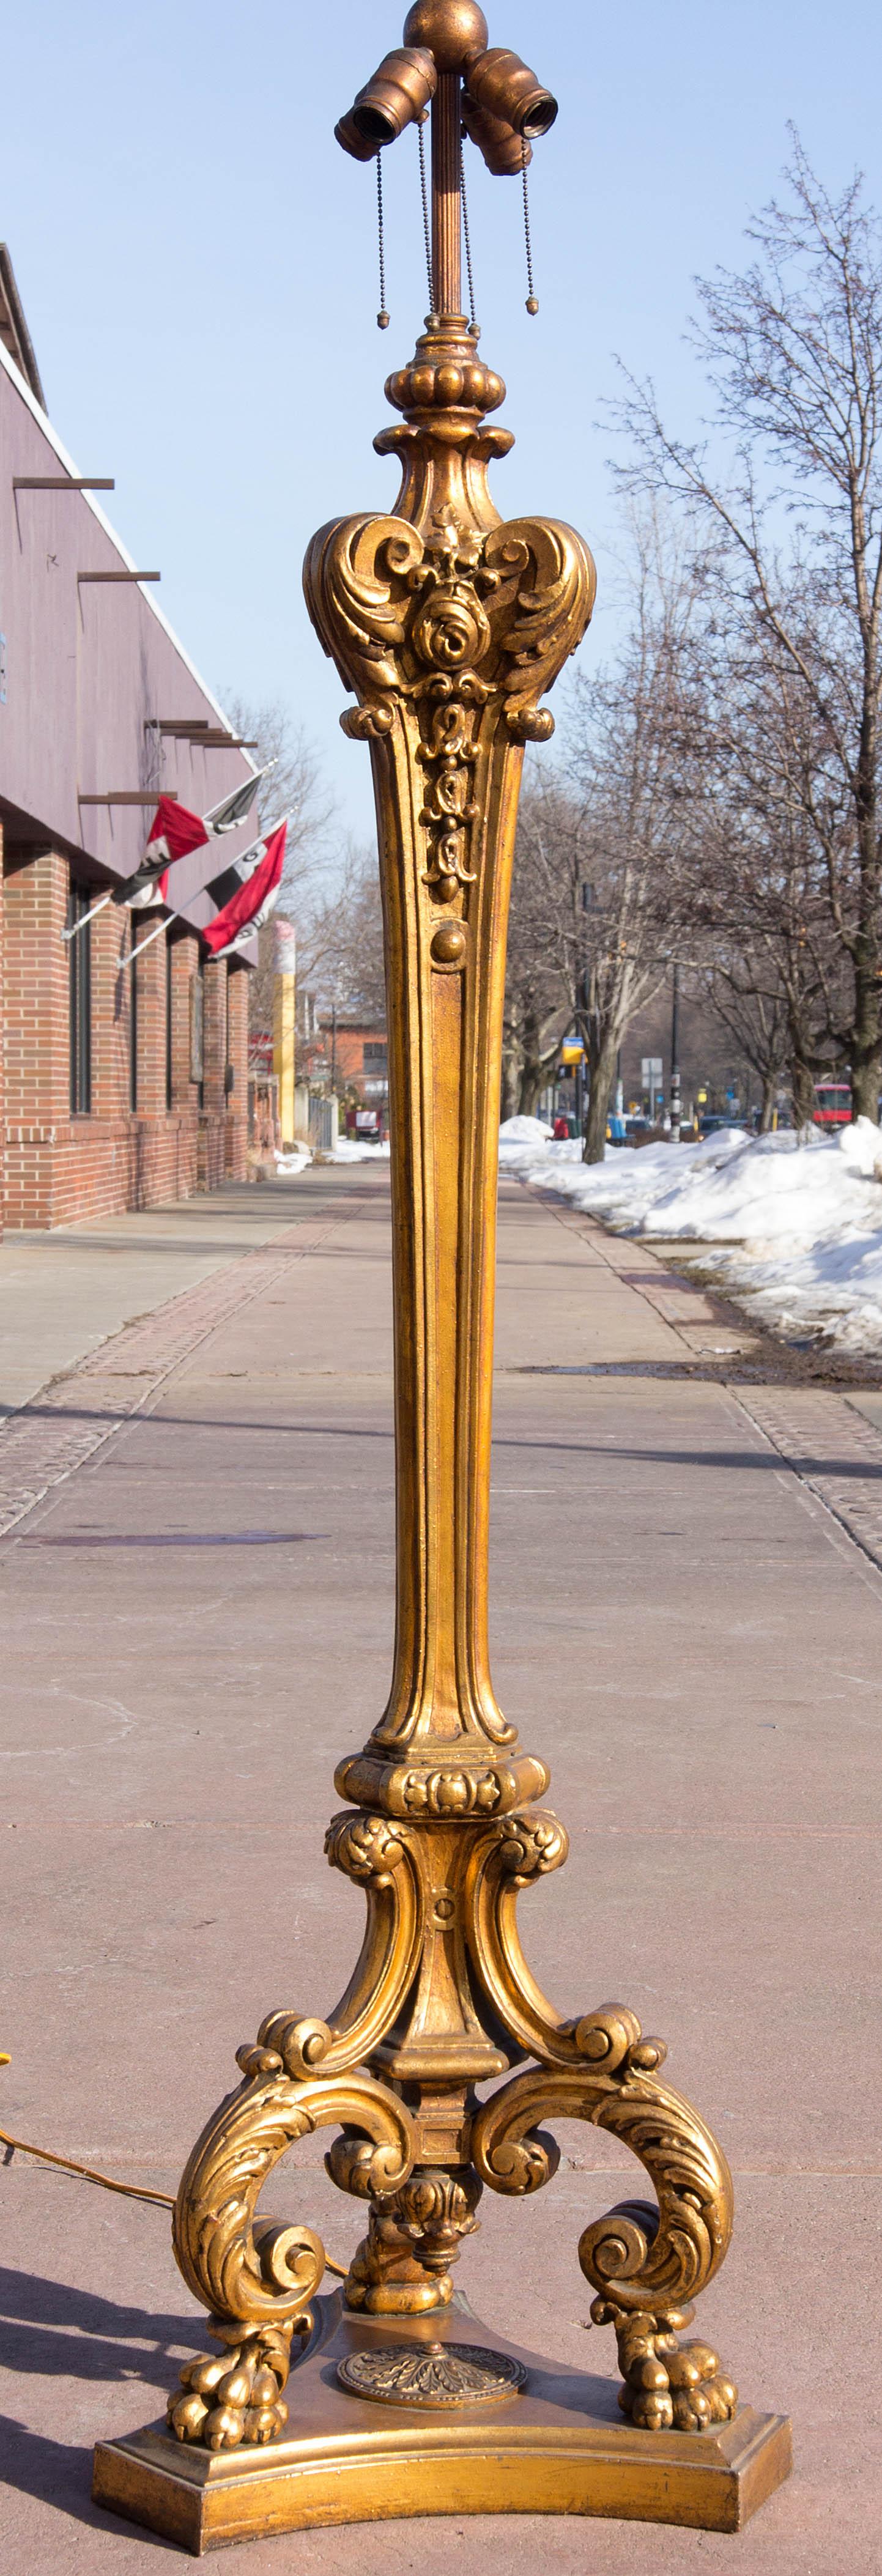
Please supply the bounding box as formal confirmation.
[417,113,434,312]
[461,136,479,335]
[522,137,539,315]
[376,152,390,328]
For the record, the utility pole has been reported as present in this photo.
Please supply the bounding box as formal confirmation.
[272,916,297,1147]
[669,957,681,1135]
[577,876,593,1141]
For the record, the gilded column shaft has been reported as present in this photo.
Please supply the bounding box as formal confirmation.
[304,330,595,1809]
[370,651,522,1750]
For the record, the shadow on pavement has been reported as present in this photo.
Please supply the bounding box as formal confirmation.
[0,2260,190,2365]
[6,1399,882,1479]
[0,2265,194,2544]
[20,1531,325,1549]
[1,2414,179,2548]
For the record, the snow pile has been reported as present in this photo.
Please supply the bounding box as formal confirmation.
[274,1139,391,1169]
[327,1139,391,1162]
[498,1116,882,1353]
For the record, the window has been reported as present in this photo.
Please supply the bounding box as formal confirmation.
[165,933,173,1112]
[129,918,138,1112]
[68,879,92,1114]
[363,1040,387,1070]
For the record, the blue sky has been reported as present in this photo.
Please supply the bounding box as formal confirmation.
[4,1,881,842]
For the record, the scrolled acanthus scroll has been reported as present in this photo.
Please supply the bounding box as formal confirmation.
[168,2060,415,2449]
[481,518,596,736]
[470,2019,737,2432]
[243,1813,423,2087]
[467,1812,664,2074]
[303,513,423,708]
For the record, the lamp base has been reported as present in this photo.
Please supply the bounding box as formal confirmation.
[93,2295,791,2554]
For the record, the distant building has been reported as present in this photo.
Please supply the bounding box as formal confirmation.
[0,249,258,1234]
[318,1018,388,1105]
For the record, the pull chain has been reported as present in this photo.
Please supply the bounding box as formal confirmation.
[460,138,478,333]
[522,137,539,316]
[376,152,389,328]
[417,114,434,310]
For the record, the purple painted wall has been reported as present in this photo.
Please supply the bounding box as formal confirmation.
[0,342,257,936]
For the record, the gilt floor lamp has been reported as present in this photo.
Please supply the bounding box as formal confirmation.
[94,5,791,2548]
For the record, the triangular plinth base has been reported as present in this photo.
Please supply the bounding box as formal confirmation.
[92,2294,791,2554]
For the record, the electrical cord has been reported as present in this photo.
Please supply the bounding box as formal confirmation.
[0,2057,347,2277]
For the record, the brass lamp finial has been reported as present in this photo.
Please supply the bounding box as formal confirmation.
[402,1,489,72]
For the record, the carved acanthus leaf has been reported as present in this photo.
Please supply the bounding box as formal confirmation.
[471,2056,733,2322]
[303,514,424,701]
[303,509,596,738]
[172,2065,414,2330]
[484,516,596,730]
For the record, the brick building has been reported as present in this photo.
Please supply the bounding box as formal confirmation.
[0,251,257,1234]
[317,1019,388,1106]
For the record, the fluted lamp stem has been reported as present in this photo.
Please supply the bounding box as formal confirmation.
[431,70,463,314]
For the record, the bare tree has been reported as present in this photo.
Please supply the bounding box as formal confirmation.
[703,957,788,1128]
[564,508,705,1158]
[305,843,387,1025]
[619,136,882,1117]
[685,629,847,1121]
[673,505,869,1119]
[220,695,336,1030]
[505,783,574,1115]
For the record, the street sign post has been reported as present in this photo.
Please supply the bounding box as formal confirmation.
[641,1054,663,1120]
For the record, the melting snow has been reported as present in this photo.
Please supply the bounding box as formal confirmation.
[498,1116,882,1355]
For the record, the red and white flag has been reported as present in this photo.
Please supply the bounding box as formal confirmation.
[201,822,288,959]
[65,768,273,944]
[120,773,267,911]
[122,796,206,909]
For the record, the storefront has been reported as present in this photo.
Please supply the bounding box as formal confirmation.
[0,253,256,1232]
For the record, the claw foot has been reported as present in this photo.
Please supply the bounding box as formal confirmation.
[168,2313,309,2450]
[593,2301,738,2432]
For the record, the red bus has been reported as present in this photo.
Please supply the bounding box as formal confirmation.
[813,1081,851,1128]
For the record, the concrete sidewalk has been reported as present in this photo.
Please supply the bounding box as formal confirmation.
[1,1165,880,2572]
[0,1181,319,1415]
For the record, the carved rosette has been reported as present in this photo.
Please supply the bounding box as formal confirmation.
[337,2340,527,2408]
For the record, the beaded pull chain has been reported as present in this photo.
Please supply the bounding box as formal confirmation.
[522,136,539,315]
[460,139,478,335]
[417,113,434,311]
[376,152,390,328]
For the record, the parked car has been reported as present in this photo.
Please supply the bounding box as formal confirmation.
[353,1107,385,1142]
